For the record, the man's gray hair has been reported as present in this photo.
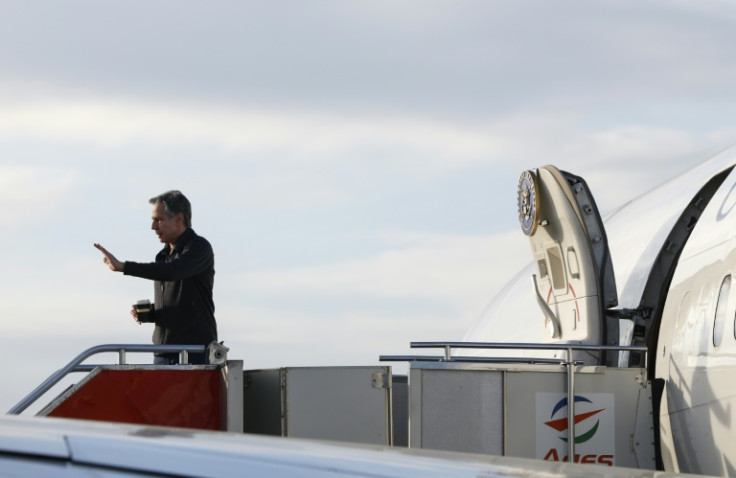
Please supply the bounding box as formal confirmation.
[150,190,192,228]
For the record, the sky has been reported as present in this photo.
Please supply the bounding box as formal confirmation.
[2,0,736,412]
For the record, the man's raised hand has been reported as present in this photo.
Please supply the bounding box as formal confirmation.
[94,243,125,272]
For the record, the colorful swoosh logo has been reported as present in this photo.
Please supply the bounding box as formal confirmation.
[545,396,605,444]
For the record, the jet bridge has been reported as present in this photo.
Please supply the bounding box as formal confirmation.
[8,344,398,446]
[381,341,656,469]
[10,341,657,470]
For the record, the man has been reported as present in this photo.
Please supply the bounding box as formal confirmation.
[94,190,217,365]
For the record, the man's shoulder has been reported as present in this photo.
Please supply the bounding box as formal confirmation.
[182,229,213,252]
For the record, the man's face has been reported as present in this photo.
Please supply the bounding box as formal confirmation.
[151,202,184,246]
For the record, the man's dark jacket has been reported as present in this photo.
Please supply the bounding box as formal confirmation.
[124,228,217,349]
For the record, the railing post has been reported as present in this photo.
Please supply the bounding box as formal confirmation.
[566,347,575,462]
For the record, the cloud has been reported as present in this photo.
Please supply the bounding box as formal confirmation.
[0,98,502,163]
[0,166,78,226]
[3,96,725,177]
[555,127,732,213]
[237,229,529,318]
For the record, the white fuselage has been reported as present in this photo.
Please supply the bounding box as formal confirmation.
[655,165,736,476]
[465,147,736,476]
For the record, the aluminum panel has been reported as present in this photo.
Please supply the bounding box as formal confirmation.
[505,366,652,469]
[411,368,503,455]
[284,366,391,445]
[244,366,392,445]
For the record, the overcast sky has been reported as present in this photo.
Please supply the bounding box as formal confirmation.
[2,0,736,412]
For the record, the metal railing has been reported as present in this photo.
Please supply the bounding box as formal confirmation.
[8,344,208,415]
[380,341,649,461]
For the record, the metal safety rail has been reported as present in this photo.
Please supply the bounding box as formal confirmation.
[380,341,649,461]
[8,344,210,415]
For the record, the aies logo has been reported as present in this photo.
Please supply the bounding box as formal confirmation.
[537,393,615,466]
[545,395,604,444]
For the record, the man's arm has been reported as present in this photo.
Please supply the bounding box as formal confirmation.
[124,237,213,282]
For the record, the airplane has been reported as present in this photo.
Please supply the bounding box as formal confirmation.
[462,147,736,476]
[5,145,736,477]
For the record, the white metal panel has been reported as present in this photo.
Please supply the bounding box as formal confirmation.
[243,366,392,445]
[0,415,716,478]
[410,362,653,470]
[505,366,653,469]
[0,423,69,458]
[0,457,136,478]
[284,366,391,445]
[526,166,606,346]
[410,367,503,454]
[225,360,244,433]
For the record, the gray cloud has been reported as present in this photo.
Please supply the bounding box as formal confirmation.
[3,1,736,121]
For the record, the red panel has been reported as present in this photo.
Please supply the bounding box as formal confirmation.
[48,369,223,430]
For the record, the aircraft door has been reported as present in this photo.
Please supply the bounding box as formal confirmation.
[517,166,617,356]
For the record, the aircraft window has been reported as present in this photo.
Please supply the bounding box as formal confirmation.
[546,245,567,292]
[537,259,549,279]
[694,283,715,355]
[713,275,731,348]
[567,247,580,279]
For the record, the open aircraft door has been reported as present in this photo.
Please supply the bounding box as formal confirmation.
[517,166,618,364]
